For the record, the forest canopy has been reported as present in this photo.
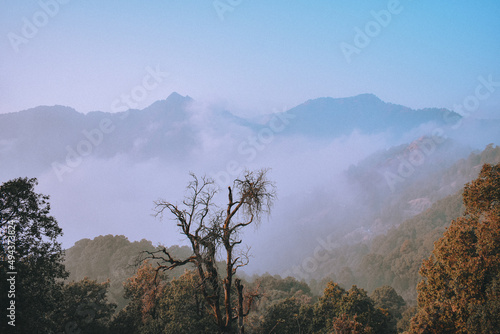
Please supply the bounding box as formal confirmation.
[1,154,500,333]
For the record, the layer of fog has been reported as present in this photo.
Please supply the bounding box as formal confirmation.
[28,100,496,276]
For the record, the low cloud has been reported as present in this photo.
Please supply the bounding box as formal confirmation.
[9,98,493,277]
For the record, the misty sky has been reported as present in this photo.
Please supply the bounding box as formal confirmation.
[2,1,500,276]
[1,1,500,117]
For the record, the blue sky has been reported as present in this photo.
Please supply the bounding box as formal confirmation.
[1,0,500,117]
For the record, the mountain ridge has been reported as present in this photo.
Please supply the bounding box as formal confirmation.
[280,94,461,137]
[0,93,468,181]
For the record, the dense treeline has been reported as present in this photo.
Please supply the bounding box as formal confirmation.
[1,177,68,333]
[407,163,500,333]
[58,144,500,311]
[1,152,499,332]
[106,261,408,333]
[356,144,500,301]
[358,191,464,301]
[64,235,193,310]
[345,137,472,229]
[307,144,500,301]
[0,179,408,333]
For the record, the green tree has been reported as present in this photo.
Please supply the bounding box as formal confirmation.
[339,285,389,334]
[111,262,217,334]
[312,282,391,334]
[0,177,68,333]
[53,278,116,334]
[109,305,141,334]
[312,281,346,332]
[241,274,313,333]
[370,285,406,333]
[397,306,417,333]
[259,298,311,334]
[159,270,218,333]
[409,163,500,333]
[64,235,193,311]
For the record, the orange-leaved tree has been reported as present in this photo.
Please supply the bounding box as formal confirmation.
[409,163,500,333]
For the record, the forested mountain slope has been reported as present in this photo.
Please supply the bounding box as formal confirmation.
[64,145,500,306]
[306,144,500,301]
[64,235,193,309]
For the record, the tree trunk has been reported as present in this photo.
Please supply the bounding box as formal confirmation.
[236,279,245,334]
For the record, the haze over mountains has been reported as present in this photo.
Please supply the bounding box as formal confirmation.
[1,93,499,275]
[0,92,462,178]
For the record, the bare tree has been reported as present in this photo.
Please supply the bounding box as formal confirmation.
[145,169,275,333]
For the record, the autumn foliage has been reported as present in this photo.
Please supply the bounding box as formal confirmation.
[409,163,500,333]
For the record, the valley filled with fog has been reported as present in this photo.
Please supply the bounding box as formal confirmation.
[2,93,498,277]
[2,2,500,332]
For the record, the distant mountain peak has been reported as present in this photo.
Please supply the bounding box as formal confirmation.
[165,92,193,103]
[300,93,383,108]
[347,93,381,101]
[141,92,193,112]
[20,105,79,115]
[136,92,194,122]
[280,94,462,137]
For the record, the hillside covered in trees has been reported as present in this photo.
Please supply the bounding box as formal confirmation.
[64,235,193,310]
[3,0,500,331]
[299,144,500,300]
[1,148,499,333]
